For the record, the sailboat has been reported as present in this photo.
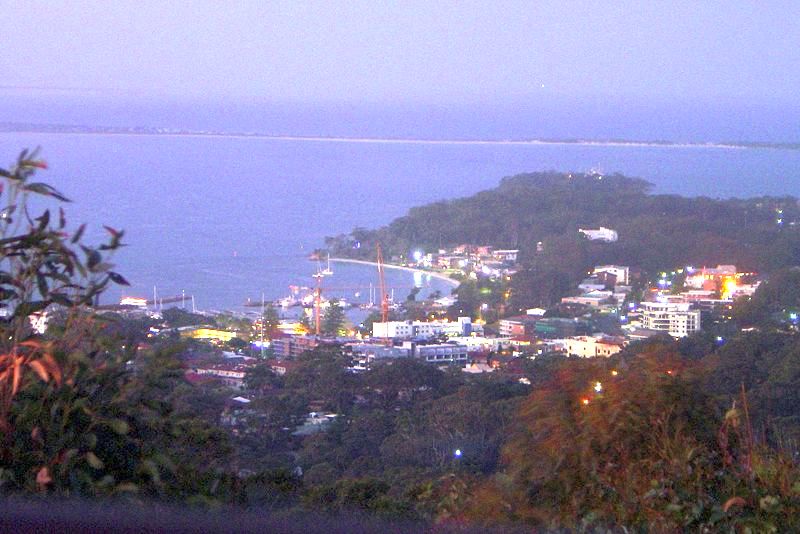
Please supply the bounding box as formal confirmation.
[321,253,334,276]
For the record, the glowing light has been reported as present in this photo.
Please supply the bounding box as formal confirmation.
[413,250,423,262]
[581,398,590,406]
[722,278,739,300]
[594,381,603,393]
[454,449,462,458]
[790,313,798,321]
[611,370,618,376]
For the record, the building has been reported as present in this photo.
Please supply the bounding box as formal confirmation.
[640,301,701,338]
[349,343,411,362]
[179,327,241,342]
[561,290,616,308]
[533,317,592,339]
[579,227,619,242]
[447,335,511,353]
[499,315,537,337]
[491,249,519,263]
[684,265,739,293]
[564,336,625,358]
[593,265,630,285]
[271,335,320,358]
[407,342,469,364]
[191,363,250,389]
[372,317,474,339]
[265,359,301,376]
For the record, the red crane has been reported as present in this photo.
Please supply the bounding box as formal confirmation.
[313,272,324,337]
[376,243,389,323]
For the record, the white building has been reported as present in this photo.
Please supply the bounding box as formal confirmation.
[372,317,474,339]
[640,301,701,338]
[593,265,630,285]
[579,227,619,242]
[564,335,625,358]
[492,249,519,263]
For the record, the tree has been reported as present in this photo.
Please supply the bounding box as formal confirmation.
[0,149,128,433]
[0,150,233,500]
[322,301,346,336]
[262,303,281,339]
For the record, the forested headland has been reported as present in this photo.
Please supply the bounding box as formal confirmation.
[326,172,800,311]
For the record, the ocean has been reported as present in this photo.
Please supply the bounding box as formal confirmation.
[1,96,799,315]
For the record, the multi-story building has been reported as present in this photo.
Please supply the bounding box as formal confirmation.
[372,317,473,339]
[640,301,701,338]
[408,342,469,364]
[270,335,320,358]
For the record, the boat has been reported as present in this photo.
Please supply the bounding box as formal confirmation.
[321,253,333,276]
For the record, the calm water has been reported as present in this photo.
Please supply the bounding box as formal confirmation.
[1,98,799,311]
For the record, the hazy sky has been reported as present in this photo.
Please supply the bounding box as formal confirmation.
[2,1,799,105]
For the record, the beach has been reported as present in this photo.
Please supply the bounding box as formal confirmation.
[329,258,460,287]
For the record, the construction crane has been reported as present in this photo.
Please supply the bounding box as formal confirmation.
[313,271,324,337]
[376,243,389,323]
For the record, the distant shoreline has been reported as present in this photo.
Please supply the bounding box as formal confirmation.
[2,123,798,151]
[329,258,460,287]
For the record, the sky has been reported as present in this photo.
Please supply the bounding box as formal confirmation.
[2,1,799,106]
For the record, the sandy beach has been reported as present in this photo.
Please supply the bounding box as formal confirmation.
[329,257,460,287]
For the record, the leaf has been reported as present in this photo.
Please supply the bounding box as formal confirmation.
[86,451,104,470]
[723,496,746,512]
[108,272,130,286]
[27,359,49,382]
[40,353,61,385]
[31,426,44,446]
[71,223,86,244]
[83,247,101,270]
[108,419,130,435]
[36,273,48,298]
[103,225,122,238]
[35,209,50,231]
[36,466,52,488]
[11,356,21,395]
[24,182,70,202]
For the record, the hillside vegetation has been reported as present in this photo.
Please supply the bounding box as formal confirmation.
[327,172,800,309]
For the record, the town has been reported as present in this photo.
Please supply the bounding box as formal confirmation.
[73,231,781,448]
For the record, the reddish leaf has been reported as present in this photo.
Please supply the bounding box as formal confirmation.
[27,359,49,382]
[723,496,747,512]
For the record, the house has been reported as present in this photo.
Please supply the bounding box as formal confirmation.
[564,335,625,358]
[491,249,520,263]
[593,265,630,285]
[561,290,616,308]
[579,227,619,242]
[191,362,252,389]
